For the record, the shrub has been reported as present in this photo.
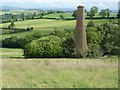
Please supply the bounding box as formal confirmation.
[26,28,31,31]
[21,33,44,48]
[50,28,74,39]
[60,15,64,20]
[97,22,119,55]
[23,35,63,58]
[2,36,19,48]
[62,37,75,57]
[87,20,95,27]
[86,27,103,57]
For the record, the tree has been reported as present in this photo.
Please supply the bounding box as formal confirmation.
[10,21,15,29]
[106,9,110,18]
[88,6,98,19]
[72,10,77,18]
[99,10,107,18]
[60,15,64,20]
[21,13,25,20]
[11,14,15,21]
[92,6,98,13]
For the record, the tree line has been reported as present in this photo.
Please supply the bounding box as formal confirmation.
[72,6,118,19]
[1,10,66,23]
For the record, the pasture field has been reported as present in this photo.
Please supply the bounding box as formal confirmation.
[1,48,118,88]
[43,13,74,19]
[0,19,111,39]
[43,12,117,19]
[1,11,118,88]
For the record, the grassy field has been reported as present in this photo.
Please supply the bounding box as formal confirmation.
[43,13,74,19]
[1,11,118,88]
[1,19,110,39]
[43,12,117,19]
[1,48,118,88]
[0,12,116,39]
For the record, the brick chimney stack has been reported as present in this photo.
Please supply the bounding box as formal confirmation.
[74,5,87,56]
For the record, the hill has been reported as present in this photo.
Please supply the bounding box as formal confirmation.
[1,6,24,10]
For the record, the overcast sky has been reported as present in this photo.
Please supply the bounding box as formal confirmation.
[1,0,120,10]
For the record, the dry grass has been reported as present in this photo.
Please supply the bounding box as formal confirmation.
[2,58,118,88]
[1,48,118,88]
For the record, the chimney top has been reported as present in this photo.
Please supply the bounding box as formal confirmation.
[77,5,84,8]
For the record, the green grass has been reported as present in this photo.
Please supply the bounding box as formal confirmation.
[43,13,74,19]
[0,19,110,39]
[43,12,117,19]
[1,48,23,58]
[2,48,118,88]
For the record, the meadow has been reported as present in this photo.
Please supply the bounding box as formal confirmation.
[1,48,118,88]
[1,11,119,88]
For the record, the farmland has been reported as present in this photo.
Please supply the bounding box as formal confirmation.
[0,19,111,39]
[1,9,119,88]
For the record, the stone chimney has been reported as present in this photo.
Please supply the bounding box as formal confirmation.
[74,5,87,56]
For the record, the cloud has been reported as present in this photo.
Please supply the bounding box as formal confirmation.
[1,0,120,2]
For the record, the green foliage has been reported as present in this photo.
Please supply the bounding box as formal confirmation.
[106,9,110,18]
[10,21,15,29]
[50,29,75,57]
[72,10,77,18]
[62,37,75,58]
[97,22,119,55]
[60,15,64,19]
[92,6,98,13]
[87,6,98,19]
[24,35,63,58]
[99,10,107,18]
[2,33,43,48]
[20,33,43,48]
[2,36,19,48]
[86,27,103,57]
[87,20,95,27]
[50,28,74,39]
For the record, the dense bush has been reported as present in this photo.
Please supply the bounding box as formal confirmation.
[2,36,20,48]
[86,27,103,57]
[2,33,43,49]
[22,33,44,47]
[62,37,75,58]
[50,29,75,57]
[50,28,74,39]
[87,20,95,27]
[97,22,119,55]
[24,35,63,58]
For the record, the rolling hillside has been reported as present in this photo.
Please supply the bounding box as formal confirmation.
[0,19,110,39]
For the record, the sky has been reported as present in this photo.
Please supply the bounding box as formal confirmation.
[1,0,120,10]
